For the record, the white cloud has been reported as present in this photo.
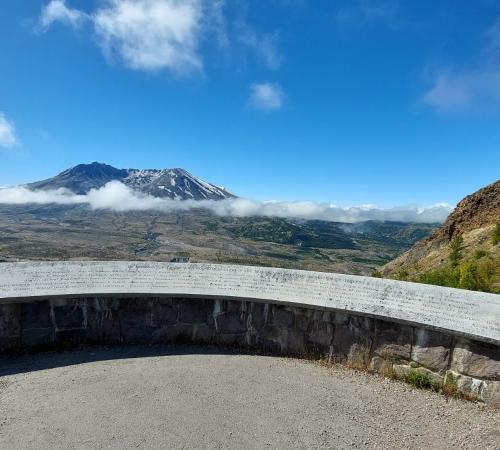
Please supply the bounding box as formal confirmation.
[422,17,500,113]
[0,181,452,223]
[37,0,88,31]
[94,0,203,72]
[0,113,19,148]
[249,82,285,111]
[38,0,209,73]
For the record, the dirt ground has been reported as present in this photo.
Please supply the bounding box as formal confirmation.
[0,346,498,449]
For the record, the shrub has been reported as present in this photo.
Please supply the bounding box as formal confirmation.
[417,259,495,293]
[371,271,382,278]
[396,269,409,281]
[404,370,441,392]
[474,249,488,260]
[493,222,500,246]
[417,267,460,288]
[458,262,479,290]
[442,373,459,398]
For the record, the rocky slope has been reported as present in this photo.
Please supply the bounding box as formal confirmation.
[27,162,235,200]
[381,180,500,290]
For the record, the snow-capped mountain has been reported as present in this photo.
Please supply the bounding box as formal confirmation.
[27,162,235,200]
[124,168,234,200]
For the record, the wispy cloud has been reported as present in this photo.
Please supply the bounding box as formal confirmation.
[421,69,500,112]
[37,0,88,32]
[235,21,282,70]
[336,0,399,28]
[249,82,285,111]
[421,17,500,113]
[0,181,452,223]
[0,112,19,148]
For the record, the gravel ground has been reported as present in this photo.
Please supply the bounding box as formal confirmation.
[0,346,498,450]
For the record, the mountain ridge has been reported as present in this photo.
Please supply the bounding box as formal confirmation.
[27,162,235,201]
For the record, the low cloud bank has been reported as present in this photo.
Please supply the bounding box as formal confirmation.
[0,181,452,223]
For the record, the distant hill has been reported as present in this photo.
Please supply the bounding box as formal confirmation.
[27,162,235,201]
[381,180,500,292]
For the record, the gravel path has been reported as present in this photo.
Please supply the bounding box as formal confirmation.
[0,346,498,449]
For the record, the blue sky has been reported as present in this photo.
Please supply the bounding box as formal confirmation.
[0,0,499,207]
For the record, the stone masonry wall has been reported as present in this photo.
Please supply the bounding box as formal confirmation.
[0,297,498,407]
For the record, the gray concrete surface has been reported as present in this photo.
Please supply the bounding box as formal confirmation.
[0,346,498,449]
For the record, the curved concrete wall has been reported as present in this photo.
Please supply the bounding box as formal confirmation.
[0,262,499,344]
[0,262,499,406]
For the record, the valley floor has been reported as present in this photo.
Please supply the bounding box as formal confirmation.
[0,205,438,276]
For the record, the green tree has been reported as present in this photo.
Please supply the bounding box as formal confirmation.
[449,235,464,268]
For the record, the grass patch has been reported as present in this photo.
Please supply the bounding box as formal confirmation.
[403,370,440,392]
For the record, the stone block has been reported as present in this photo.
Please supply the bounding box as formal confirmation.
[119,299,155,328]
[0,304,20,347]
[257,324,286,353]
[285,329,306,355]
[451,339,500,380]
[216,311,247,334]
[192,323,215,343]
[121,325,157,344]
[259,324,282,341]
[369,356,393,374]
[273,307,294,328]
[86,307,121,345]
[53,302,85,330]
[179,299,212,324]
[152,302,178,326]
[307,319,334,353]
[250,302,267,330]
[332,316,374,362]
[393,364,412,378]
[347,343,372,368]
[373,320,412,361]
[21,301,52,329]
[256,337,282,354]
[295,313,310,333]
[0,336,20,353]
[482,380,500,408]
[21,327,54,348]
[445,371,485,401]
[333,313,350,327]
[56,329,86,348]
[152,324,194,344]
[217,331,247,347]
[411,328,452,371]
[225,300,243,313]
